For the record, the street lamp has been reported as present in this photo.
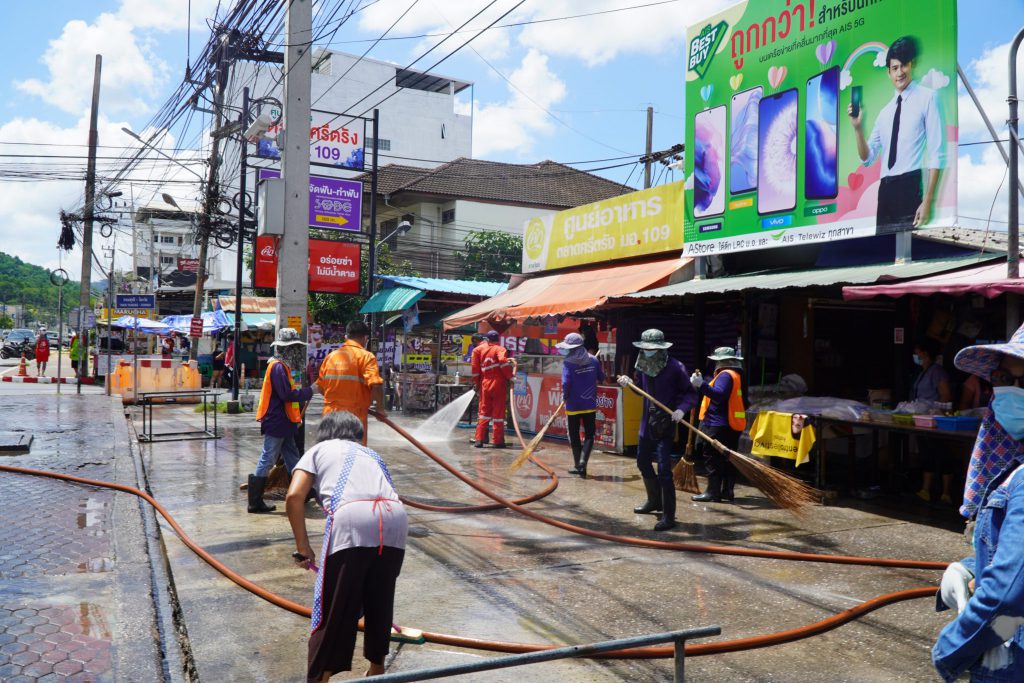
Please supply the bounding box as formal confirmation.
[121,128,205,180]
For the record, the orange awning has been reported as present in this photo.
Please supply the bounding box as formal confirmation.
[444,257,691,330]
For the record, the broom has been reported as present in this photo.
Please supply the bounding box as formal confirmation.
[508,401,565,473]
[672,408,701,494]
[243,393,315,492]
[624,381,820,513]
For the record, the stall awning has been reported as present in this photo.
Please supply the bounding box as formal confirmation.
[620,256,992,301]
[359,286,426,314]
[842,260,1024,300]
[443,257,691,329]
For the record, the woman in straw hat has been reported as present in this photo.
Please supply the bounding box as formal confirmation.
[933,325,1024,681]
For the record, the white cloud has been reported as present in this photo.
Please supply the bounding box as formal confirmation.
[472,50,566,157]
[16,13,168,116]
[118,0,221,31]
[956,146,1013,230]
[958,40,1024,142]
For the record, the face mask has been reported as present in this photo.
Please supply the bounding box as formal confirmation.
[643,350,658,358]
[912,355,923,366]
[557,347,569,356]
[992,385,1024,440]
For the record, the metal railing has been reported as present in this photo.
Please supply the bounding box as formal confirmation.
[370,625,722,682]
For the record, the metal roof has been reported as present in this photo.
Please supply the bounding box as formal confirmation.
[624,256,994,299]
[359,286,425,314]
[376,275,507,297]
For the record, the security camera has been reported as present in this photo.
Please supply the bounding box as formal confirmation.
[244,113,275,142]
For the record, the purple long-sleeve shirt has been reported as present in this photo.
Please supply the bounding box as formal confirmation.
[637,357,698,439]
[260,361,314,438]
[696,370,733,428]
[562,354,605,413]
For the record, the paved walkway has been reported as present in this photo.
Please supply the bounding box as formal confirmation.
[0,390,172,682]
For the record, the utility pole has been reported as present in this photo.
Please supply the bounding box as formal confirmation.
[367,109,380,343]
[277,0,311,340]
[190,31,233,361]
[231,87,250,403]
[78,54,101,395]
[644,106,654,189]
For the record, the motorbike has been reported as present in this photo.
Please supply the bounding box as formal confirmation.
[0,340,34,360]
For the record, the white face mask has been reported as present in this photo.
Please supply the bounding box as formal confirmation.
[643,350,659,358]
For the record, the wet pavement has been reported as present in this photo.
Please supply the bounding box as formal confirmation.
[136,400,967,682]
[0,386,166,682]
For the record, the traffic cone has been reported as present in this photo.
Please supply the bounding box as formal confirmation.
[18,354,28,377]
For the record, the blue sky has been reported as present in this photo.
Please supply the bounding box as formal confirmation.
[2,0,1023,278]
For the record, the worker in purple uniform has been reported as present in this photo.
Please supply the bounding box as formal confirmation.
[617,329,698,531]
[690,347,747,503]
[558,332,604,479]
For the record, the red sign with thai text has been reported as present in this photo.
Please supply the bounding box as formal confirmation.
[254,236,277,289]
[308,240,360,294]
[189,317,204,337]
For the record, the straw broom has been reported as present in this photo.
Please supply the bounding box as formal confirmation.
[244,394,315,493]
[672,408,701,494]
[509,401,565,473]
[624,382,820,513]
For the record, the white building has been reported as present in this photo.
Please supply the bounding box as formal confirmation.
[134,199,219,286]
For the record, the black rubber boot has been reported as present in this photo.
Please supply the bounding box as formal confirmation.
[568,443,583,475]
[633,477,663,514]
[692,474,722,503]
[721,468,736,502]
[654,482,676,531]
[247,474,276,513]
[578,436,594,479]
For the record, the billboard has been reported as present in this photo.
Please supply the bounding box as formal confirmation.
[254,108,366,171]
[683,0,957,257]
[258,168,363,232]
[522,181,685,273]
[253,236,360,294]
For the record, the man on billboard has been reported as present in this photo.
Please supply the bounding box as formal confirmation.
[849,36,943,233]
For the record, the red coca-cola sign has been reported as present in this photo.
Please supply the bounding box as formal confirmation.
[254,236,277,288]
[515,382,533,418]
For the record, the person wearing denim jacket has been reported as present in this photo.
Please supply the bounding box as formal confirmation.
[933,328,1024,681]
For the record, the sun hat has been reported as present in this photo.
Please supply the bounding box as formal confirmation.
[271,327,306,347]
[556,332,585,350]
[954,323,1024,381]
[486,330,500,342]
[708,346,743,362]
[632,328,673,350]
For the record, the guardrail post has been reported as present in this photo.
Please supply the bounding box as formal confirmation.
[673,637,686,682]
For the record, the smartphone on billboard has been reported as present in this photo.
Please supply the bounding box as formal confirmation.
[693,105,727,218]
[805,67,839,200]
[850,85,863,118]
[757,88,798,215]
[730,86,763,194]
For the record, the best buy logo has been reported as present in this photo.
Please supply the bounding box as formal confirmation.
[688,21,727,78]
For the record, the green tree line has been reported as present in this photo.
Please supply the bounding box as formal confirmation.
[0,252,83,326]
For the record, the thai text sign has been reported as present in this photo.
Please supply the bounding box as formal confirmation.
[254,108,365,171]
[258,169,362,232]
[683,0,957,257]
[308,240,360,294]
[521,181,685,273]
[177,258,199,272]
[115,294,155,310]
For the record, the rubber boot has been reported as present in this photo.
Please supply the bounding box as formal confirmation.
[567,443,583,475]
[654,482,676,531]
[247,474,276,513]
[692,474,722,503]
[721,468,736,502]
[576,435,594,479]
[633,477,663,514]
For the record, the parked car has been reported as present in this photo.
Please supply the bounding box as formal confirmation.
[46,332,60,348]
[5,329,35,346]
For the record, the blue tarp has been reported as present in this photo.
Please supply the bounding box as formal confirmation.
[160,309,232,334]
[111,316,170,333]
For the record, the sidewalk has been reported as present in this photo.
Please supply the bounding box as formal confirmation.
[0,391,178,682]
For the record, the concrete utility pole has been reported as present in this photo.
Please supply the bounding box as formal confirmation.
[79,54,102,394]
[644,106,654,189]
[189,32,233,361]
[277,0,312,338]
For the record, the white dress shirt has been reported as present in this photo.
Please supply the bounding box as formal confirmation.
[864,80,944,178]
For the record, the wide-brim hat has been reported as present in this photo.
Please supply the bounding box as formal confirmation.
[708,346,743,362]
[955,323,1024,380]
[271,327,306,347]
[633,328,672,350]
[556,332,584,350]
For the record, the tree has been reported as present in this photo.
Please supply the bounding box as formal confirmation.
[455,230,522,281]
[0,315,12,329]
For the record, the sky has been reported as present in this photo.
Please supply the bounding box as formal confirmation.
[2,0,1024,281]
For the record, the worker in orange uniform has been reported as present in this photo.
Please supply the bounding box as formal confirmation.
[318,320,385,443]
[690,347,747,503]
[472,330,516,448]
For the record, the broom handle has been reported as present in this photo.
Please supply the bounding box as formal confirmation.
[625,382,728,455]
[683,408,697,461]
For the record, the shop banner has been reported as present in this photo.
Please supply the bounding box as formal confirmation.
[308,240,360,294]
[254,108,366,171]
[683,0,956,257]
[254,236,276,289]
[594,386,619,449]
[521,181,685,273]
[749,411,816,467]
[258,168,363,232]
[306,323,346,383]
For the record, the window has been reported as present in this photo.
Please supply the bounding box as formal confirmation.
[160,235,174,244]
[366,137,391,151]
[152,234,159,243]
[160,256,174,265]
[177,236,184,245]
[441,208,455,225]
[312,49,332,76]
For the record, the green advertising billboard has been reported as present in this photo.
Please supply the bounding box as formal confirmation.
[683,0,957,257]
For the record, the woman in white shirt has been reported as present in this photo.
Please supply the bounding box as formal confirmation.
[286,411,408,682]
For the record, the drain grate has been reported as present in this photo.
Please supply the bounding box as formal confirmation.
[0,432,33,453]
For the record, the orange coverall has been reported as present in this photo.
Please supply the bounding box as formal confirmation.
[472,342,514,445]
[317,339,383,441]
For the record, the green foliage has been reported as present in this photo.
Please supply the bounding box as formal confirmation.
[0,315,12,329]
[0,252,84,325]
[455,230,522,281]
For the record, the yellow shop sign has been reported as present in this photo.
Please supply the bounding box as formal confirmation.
[521,180,685,273]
